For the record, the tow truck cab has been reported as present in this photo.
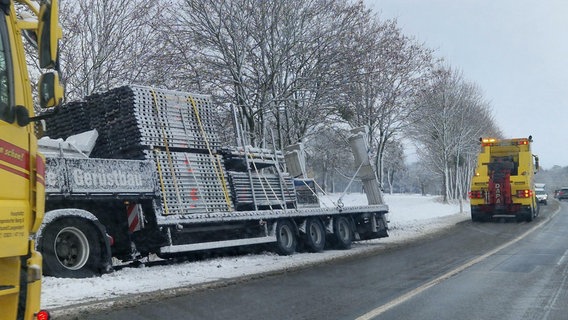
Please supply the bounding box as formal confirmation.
[0,1,63,319]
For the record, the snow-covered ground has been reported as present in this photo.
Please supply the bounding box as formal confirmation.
[43,193,469,314]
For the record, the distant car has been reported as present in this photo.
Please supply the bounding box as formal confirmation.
[556,188,568,200]
[535,189,548,205]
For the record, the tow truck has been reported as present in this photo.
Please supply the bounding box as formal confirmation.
[469,137,539,222]
[0,0,63,319]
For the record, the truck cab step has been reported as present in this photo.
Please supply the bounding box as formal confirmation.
[0,285,18,296]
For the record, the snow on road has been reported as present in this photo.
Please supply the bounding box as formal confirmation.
[42,193,469,312]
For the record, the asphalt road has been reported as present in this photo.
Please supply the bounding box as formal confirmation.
[66,201,564,320]
[374,201,568,320]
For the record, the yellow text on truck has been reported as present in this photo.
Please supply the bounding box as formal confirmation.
[0,1,63,319]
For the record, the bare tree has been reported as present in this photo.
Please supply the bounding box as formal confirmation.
[164,0,373,148]
[410,66,500,202]
[402,161,439,195]
[383,139,406,194]
[304,126,353,193]
[48,0,502,200]
[341,18,435,188]
[59,0,168,100]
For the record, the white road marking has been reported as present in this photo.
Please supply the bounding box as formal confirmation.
[556,248,568,266]
[356,207,560,320]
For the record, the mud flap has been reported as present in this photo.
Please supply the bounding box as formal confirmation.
[355,212,389,240]
[375,213,389,238]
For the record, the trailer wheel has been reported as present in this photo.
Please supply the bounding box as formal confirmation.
[330,216,353,250]
[302,218,326,253]
[41,218,102,278]
[274,219,297,255]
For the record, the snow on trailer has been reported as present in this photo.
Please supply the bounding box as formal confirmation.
[37,85,389,278]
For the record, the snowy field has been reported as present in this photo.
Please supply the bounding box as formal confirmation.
[43,193,469,314]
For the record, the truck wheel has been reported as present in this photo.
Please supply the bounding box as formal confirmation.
[330,216,353,250]
[302,218,326,253]
[274,219,297,255]
[41,218,102,278]
[471,212,487,222]
[471,213,479,222]
[523,208,535,222]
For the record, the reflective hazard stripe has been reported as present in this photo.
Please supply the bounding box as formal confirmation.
[0,139,30,179]
[127,203,143,233]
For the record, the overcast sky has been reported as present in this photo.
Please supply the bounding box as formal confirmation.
[366,0,568,169]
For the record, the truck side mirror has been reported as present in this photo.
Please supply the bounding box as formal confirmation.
[39,72,63,108]
[38,0,62,69]
[534,155,540,172]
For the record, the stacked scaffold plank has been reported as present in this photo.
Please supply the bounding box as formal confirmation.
[227,171,296,210]
[43,85,232,214]
[146,150,232,214]
[43,85,299,214]
[219,146,297,210]
[84,85,222,159]
[220,146,285,170]
[44,101,92,139]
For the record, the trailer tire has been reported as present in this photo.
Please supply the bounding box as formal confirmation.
[41,218,102,278]
[274,219,297,255]
[302,218,326,253]
[330,216,353,250]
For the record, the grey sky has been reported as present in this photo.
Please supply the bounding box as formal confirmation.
[366,0,568,169]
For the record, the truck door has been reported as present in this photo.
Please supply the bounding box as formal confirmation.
[0,11,31,258]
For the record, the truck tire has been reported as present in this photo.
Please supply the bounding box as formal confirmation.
[41,218,102,278]
[274,219,297,255]
[301,218,326,253]
[522,208,535,222]
[329,216,353,250]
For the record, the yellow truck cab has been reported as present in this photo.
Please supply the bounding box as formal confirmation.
[469,137,539,222]
[0,1,62,319]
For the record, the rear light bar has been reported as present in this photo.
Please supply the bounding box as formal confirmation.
[516,189,533,198]
[480,137,530,147]
[468,190,484,199]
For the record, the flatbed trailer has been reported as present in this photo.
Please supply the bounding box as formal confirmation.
[36,86,389,278]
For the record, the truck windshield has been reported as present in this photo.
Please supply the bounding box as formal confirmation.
[0,13,12,123]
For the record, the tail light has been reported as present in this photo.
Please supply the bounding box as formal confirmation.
[516,189,533,198]
[469,190,484,199]
[36,310,50,320]
[107,234,115,246]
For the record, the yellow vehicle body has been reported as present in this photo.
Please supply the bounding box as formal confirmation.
[469,137,539,222]
[0,1,62,319]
